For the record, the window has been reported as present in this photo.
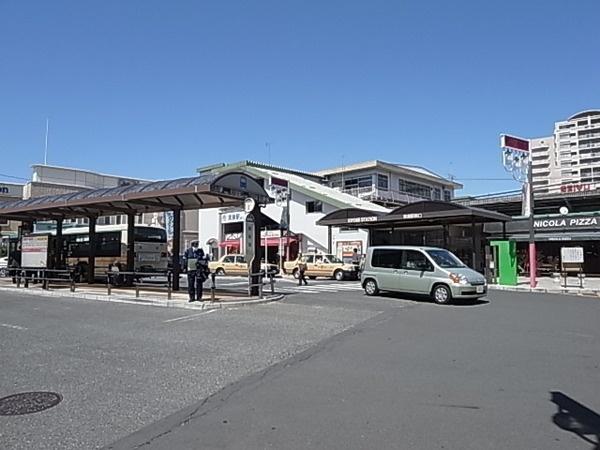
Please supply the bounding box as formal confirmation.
[223,256,235,263]
[377,174,389,191]
[443,190,452,202]
[343,176,372,189]
[426,249,464,268]
[398,179,432,199]
[304,255,314,263]
[371,249,402,269]
[306,201,323,213]
[237,255,246,264]
[135,227,167,242]
[401,250,432,271]
[433,188,441,200]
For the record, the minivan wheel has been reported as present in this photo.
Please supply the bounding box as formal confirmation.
[216,268,226,276]
[364,279,379,296]
[432,284,452,305]
[334,270,344,281]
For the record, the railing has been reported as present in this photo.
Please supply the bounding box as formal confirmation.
[340,186,426,204]
[247,270,277,298]
[13,268,76,291]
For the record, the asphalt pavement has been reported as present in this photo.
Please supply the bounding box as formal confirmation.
[0,289,380,449]
[108,290,600,450]
[1,286,599,450]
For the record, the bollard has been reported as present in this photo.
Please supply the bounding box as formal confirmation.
[258,274,264,299]
[24,272,29,288]
[270,273,275,295]
[167,278,172,300]
[211,273,216,302]
[135,285,140,298]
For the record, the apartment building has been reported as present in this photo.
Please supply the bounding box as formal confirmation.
[531,110,600,194]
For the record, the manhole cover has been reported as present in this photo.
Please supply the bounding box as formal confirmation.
[0,392,62,416]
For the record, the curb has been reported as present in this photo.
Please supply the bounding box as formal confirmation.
[488,284,600,298]
[0,285,285,310]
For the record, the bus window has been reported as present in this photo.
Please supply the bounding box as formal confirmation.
[134,227,167,242]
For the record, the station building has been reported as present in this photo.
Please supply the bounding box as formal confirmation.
[195,160,460,265]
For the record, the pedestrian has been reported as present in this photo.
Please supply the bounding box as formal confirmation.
[298,253,308,286]
[351,248,360,265]
[184,241,205,302]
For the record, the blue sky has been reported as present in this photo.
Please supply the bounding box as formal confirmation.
[1,0,599,195]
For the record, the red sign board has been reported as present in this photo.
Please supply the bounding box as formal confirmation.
[501,134,529,152]
[560,183,594,194]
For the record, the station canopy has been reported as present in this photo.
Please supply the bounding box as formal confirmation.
[0,171,270,221]
[317,201,511,228]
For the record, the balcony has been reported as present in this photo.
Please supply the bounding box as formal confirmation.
[579,132,600,140]
[341,186,426,205]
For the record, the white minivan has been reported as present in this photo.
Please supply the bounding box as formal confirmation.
[361,246,487,304]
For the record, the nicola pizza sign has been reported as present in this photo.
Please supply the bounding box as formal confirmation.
[534,216,599,230]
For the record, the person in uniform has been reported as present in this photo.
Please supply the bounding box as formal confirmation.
[183,242,205,302]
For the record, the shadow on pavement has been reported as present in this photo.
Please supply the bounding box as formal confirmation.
[377,291,490,307]
[551,391,600,449]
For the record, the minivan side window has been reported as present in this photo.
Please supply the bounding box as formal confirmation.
[223,256,235,263]
[371,249,402,269]
[402,250,433,271]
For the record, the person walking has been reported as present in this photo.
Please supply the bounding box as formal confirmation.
[183,241,205,302]
[297,253,308,286]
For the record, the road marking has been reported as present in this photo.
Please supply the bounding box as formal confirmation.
[0,323,28,331]
[163,309,218,323]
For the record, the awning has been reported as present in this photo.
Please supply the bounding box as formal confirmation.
[317,201,511,228]
[261,236,297,246]
[219,240,241,248]
[0,171,271,221]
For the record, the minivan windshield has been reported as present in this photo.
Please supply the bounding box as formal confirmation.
[426,249,465,268]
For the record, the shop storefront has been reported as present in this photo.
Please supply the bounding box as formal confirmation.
[485,213,600,275]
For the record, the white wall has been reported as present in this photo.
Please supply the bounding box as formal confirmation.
[198,208,221,254]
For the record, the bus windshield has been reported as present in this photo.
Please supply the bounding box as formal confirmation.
[426,249,465,268]
[134,227,167,243]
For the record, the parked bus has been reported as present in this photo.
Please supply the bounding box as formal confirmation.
[36,224,169,278]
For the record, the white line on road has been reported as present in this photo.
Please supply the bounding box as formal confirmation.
[0,323,28,331]
[163,309,218,323]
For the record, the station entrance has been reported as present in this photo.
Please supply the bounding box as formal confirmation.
[317,201,511,273]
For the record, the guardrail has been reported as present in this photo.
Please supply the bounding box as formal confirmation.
[247,270,277,298]
[12,268,76,292]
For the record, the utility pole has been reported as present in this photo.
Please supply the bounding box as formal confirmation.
[44,118,49,165]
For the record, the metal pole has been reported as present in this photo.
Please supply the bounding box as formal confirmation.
[172,209,181,291]
[88,216,97,284]
[527,159,537,288]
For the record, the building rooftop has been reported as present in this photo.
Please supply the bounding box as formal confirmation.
[567,110,600,121]
[197,161,324,183]
[199,161,389,213]
[313,160,462,189]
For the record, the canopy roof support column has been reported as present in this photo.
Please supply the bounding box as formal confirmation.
[87,216,96,284]
[172,209,181,291]
[127,214,135,285]
[55,219,63,269]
